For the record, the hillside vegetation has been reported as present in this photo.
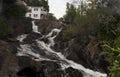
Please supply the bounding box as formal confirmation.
[25,0,49,11]
[0,0,27,39]
[63,0,120,77]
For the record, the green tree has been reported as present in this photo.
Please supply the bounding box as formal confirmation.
[3,3,27,18]
[2,0,27,18]
[0,0,27,39]
[0,18,13,38]
[64,3,76,23]
[26,0,49,11]
[63,0,120,76]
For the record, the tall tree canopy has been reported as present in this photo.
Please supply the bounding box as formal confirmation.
[63,0,120,77]
[26,0,49,11]
[0,0,27,38]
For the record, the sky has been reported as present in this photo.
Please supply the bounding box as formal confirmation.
[48,0,72,19]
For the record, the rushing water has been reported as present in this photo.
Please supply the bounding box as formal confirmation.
[17,20,107,77]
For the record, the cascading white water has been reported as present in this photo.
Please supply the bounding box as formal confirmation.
[17,34,28,42]
[17,21,107,77]
[36,29,107,77]
[32,20,41,34]
[45,28,61,47]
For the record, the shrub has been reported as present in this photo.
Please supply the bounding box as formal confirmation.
[0,18,13,39]
[63,25,80,41]
[3,3,27,18]
[100,42,120,77]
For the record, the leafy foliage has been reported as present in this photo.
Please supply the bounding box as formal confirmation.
[64,3,76,23]
[0,0,27,39]
[0,18,13,38]
[108,61,120,77]
[26,0,49,11]
[3,0,16,4]
[63,0,120,76]
[101,43,120,77]
[63,24,80,40]
[3,3,27,18]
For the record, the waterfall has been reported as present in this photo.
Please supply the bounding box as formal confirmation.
[16,21,107,77]
[32,20,41,34]
[16,34,28,42]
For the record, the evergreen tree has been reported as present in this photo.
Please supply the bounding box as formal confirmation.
[64,3,76,23]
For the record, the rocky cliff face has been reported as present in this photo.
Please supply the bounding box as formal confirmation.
[54,29,109,72]
[0,41,83,77]
[0,40,18,77]
[0,20,107,77]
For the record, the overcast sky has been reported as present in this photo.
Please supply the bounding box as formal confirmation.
[48,0,72,19]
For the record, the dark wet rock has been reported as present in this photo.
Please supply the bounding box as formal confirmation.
[39,61,63,77]
[0,40,19,77]
[40,37,49,44]
[17,66,37,77]
[23,32,42,44]
[17,56,33,68]
[1,37,84,77]
[53,27,108,72]
[65,35,107,72]
[0,40,84,77]
[0,55,4,70]
[17,61,83,77]
[65,67,83,77]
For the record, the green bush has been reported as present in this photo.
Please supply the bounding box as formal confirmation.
[4,3,27,18]
[108,61,120,77]
[3,0,16,4]
[0,18,13,38]
[63,0,120,76]
[100,41,120,77]
[63,25,80,41]
[26,0,49,11]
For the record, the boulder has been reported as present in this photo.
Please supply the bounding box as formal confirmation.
[17,61,83,77]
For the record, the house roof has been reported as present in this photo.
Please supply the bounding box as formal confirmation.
[27,6,45,9]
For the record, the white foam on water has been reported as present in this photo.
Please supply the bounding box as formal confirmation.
[32,20,41,34]
[16,20,107,77]
[36,39,107,77]
[45,28,61,47]
[36,28,107,77]
[16,34,28,42]
[17,44,40,58]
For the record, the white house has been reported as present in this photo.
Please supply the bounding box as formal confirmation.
[25,6,47,19]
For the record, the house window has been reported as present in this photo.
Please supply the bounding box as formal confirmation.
[41,14,43,17]
[29,14,31,17]
[34,8,38,11]
[36,14,38,17]
[34,14,38,17]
